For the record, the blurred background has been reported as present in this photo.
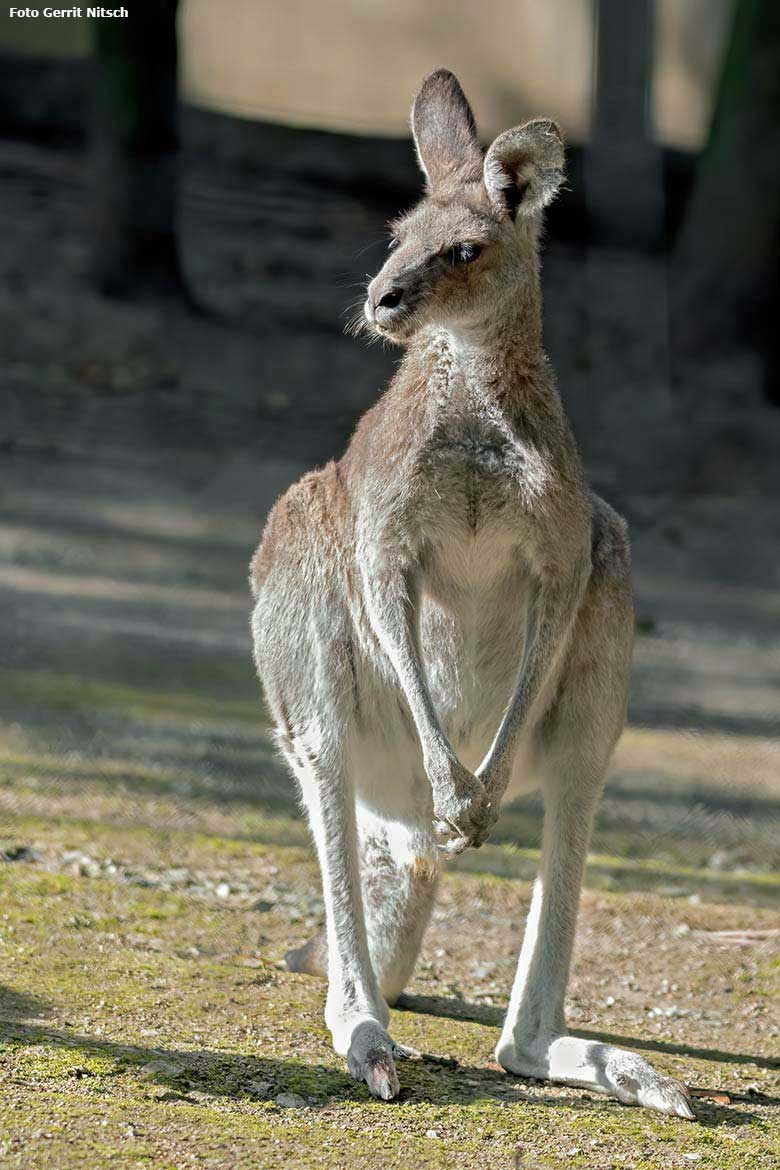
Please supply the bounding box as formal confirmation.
[0,1,778,948]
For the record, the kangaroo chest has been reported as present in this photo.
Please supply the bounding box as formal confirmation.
[419,397,548,540]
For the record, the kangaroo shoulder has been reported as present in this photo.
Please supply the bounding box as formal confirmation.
[249,461,347,596]
[342,359,430,481]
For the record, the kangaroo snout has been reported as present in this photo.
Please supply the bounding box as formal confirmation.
[365,277,406,328]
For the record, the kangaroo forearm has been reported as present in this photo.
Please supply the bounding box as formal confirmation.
[362,563,493,849]
[360,565,454,764]
[478,576,585,790]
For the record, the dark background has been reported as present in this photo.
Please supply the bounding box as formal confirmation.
[0,0,778,910]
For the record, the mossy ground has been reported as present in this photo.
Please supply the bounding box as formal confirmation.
[1,486,778,1168]
[1,807,778,1169]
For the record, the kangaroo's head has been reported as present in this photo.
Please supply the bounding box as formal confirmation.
[363,69,564,344]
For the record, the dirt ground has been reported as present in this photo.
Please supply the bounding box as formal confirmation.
[0,117,779,1167]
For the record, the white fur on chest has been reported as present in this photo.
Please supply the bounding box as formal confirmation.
[419,537,534,746]
[423,521,520,595]
[419,334,550,530]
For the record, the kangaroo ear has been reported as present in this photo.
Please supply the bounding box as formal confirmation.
[411,69,484,191]
[483,119,565,220]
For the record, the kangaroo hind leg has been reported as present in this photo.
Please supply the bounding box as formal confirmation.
[282,721,419,1100]
[357,807,439,1005]
[285,806,439,1006]
[496,512,694,1118]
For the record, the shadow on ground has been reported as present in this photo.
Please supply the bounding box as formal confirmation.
[0,985,771,1127]
[396,994,780,1076]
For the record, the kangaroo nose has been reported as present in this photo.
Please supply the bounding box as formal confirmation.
[376,286,404,311]
[364,277,406,326]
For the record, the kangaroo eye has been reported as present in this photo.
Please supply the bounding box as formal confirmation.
[450,243,483,265]
[387,237,399,252]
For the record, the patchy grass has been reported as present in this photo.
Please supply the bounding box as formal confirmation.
[0,487,778,1166]
[0,668,263,726]
[1,816,779,1169]
[0,658,778,1166]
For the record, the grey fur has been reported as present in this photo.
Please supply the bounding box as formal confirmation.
[250,69,694,1120]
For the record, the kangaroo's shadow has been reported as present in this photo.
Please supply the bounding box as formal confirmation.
[395,992,780,1126]
[0,985,772,1127]
[396,992,780,1071]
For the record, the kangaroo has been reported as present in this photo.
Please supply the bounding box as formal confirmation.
[250,69,694,1119]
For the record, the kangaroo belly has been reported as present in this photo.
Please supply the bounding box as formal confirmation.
[419,530,533,762]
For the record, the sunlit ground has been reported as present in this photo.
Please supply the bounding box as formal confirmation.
[0,471,778,1169]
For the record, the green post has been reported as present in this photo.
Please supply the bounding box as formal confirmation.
[91,2,187,300]
[672,0,780,393]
